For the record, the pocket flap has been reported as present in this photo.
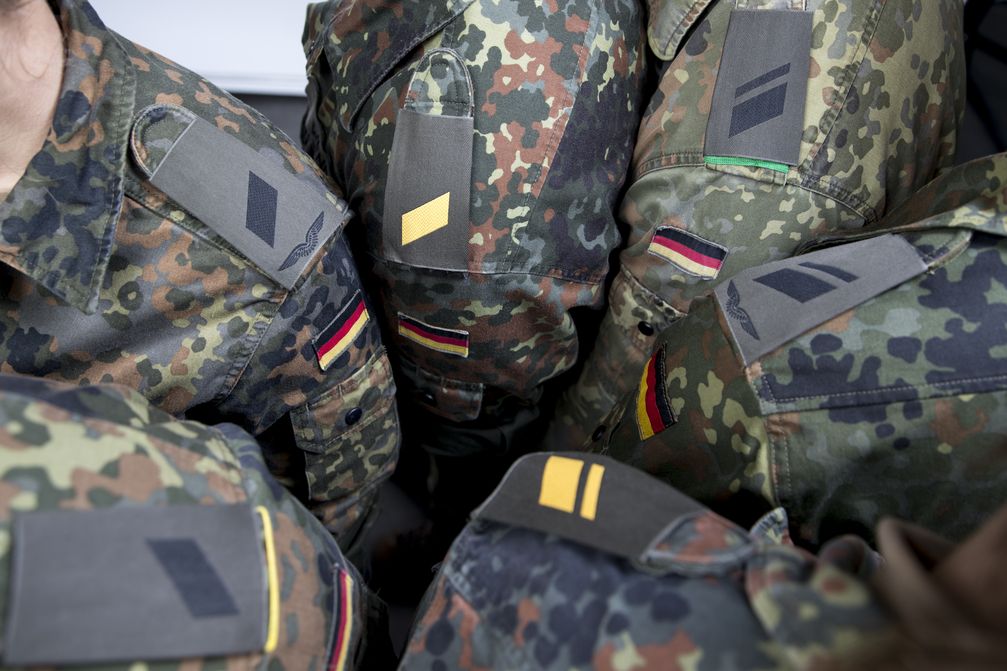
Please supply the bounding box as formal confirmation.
[306,0,475,131]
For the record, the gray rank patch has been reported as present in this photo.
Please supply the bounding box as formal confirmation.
[715,234,928,366]
[4,504,266,666]
[476,452,702,563]
[704,9,813,166]
[131,105,347,289]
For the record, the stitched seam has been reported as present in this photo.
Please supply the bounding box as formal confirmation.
[801,0,886,171]
[763,374,1007,404]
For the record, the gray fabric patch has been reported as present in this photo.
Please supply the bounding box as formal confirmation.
[146,114,345,289]
[475,452,702,562]
[715,235,928,366]
[4,504,266,666]
[704,9,812,166]
[383,108,473,271]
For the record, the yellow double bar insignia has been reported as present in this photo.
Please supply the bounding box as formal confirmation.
[537,456,605,521]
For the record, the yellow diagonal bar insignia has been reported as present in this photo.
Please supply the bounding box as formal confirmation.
[402,192,451,246]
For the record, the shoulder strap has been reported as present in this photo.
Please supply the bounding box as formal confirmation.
[130,104,347,289]
[475,452,703,561]
[715,234,931,366]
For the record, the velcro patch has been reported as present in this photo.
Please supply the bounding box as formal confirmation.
[648,227,728,279]
[704,10,812,166]
[715,234,928,366]
[397,313,470,358]
[476,453,703,562]
[636,344,677,440]
[314,291,370,371]
[3,504,265,666]
[131,105,347,289]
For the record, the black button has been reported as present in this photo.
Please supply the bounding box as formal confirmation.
[637,321,655,336]
[344,407,363,426]
[420,390,437,407]
[591,425,606,442]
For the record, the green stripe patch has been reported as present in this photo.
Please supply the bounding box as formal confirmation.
[705,155,790,174]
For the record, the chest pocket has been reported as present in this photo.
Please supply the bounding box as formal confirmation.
[307,0,475,133]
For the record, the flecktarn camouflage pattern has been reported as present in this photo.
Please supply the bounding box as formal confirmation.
[547,0,967,449]
[0,374,368,669]
[596,154,1007,546]
[0,0,399,543]
[301,0,647,453]
[400,453,894,670]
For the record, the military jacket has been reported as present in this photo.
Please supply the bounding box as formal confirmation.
[301,0,647,453]
[399,453,893,670]
[546,0,966,449]
[0,375,370,669]
[0,0,399,540]
[596,155,1007,545]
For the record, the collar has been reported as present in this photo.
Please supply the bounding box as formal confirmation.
[0,0,134,314]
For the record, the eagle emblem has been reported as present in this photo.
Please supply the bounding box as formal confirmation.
[725,280,760,340]
[278,211,325,272]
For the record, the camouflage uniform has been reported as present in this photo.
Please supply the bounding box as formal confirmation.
[595,154,1007,546]
[301,0,647,462]
[0,0,399,545]
[399,452,895,670]
[547,0,967,449]
[0,374,388,669]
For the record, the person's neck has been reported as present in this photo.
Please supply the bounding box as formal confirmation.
[0,0,64,202]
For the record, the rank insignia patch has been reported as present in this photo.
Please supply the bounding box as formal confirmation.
[402,192,450,246]
[397,313,469,358]
[636,345,676,440]
[648,227,728,279]
[537,456,606,521]
[314,292,369,371]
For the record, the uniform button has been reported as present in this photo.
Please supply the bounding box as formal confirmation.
[344,407,363,426]
[591,425,606,442]
[420,390,437,407]
[637,321,655,336]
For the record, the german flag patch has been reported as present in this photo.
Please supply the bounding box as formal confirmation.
[397,313,469,358]
[327,570,354,671]
[648,227,727,279]
[314,292,369,371]
[636,344,676,440]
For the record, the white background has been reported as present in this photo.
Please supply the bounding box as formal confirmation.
[91,1,314,96]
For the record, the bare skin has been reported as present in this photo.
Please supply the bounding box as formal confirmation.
[0,0,64,201]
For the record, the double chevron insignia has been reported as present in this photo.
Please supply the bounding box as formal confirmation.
[729,63,790,138]
[537,455,606,521]
[753,261,859,303]
[245,172,278,246]
[402,192,451,246]
[314,292,370,371]
[648,227,728,279]
[636,345,676,440]
[397,313,469,357]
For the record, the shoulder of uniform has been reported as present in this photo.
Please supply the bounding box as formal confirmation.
[127,101,349,289]
[474,452,704,562]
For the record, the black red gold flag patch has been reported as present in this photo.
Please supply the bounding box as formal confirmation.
[314,292,369,371]
[648,227,728,279]
[397,313,469,358]
[636,345,676,440]
[327,570,354,671]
